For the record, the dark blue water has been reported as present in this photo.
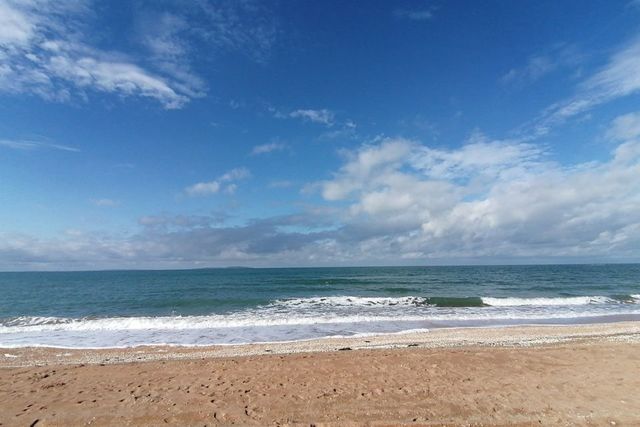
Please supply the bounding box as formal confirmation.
[1,265,639,348]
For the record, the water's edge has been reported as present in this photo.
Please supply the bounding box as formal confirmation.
[1,265,639,348]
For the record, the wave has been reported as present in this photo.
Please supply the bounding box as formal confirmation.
[3,308,640,336]
[427,297,485,307]
[269,295,487,308]
[0,313,429,332]
[1,316,73,327]
[270,296,427,307]
[270,294,639,308]
[3,299,639,334]
[480,296,617,307]
[2,295,639,336]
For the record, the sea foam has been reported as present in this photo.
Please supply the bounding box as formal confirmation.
[480,296,616,306]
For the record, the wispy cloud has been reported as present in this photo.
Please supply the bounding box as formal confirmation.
[0,0,35,46]
[0,139,79,152]
[135,10,206,101]
[289,109,335,126]
[271,106,341,128]
[251,142,286,156]
[501,44,583,87]
[525,36,640,138]
[393,6,436,21]
[0,1,190,108]
[135,0,279,97]
[0,1,279,109]
[606,111,640,141]
[502,55,555,85]
[185,181,221,196]
[186,0,279,64]
[185,167,251,197]
[318,119,359,141]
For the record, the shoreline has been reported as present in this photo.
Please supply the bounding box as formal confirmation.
[1,322,639,426]
[2,320,639,367]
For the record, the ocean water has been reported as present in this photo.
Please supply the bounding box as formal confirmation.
[1,265,639,348]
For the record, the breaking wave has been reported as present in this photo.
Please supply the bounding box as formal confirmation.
[269,294,638,308]
[2,293,639,348]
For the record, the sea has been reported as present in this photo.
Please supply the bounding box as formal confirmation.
[1,264,639,348]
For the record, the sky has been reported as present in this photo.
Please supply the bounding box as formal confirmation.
[1,0,640,270]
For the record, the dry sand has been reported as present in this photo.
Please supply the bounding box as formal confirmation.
[1,322,640,426]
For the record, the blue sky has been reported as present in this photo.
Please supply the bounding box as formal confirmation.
[1,0,640,270]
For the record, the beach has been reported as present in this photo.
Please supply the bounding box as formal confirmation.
[4,0,640,425]
[1,322,639,426]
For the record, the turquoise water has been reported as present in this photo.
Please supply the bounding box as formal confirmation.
[1,265,639,348]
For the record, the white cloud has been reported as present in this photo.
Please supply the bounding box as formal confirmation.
[275,107,357,135]
[0,1,195,108]
[0,1,35,46]
[321,139,414,201]
[411,132,546,180]
[44,55,188,108]
[606,111,640,141]
[0,138,79,152]
[289,109,335,126]
[2,127,639,270]
[315,132,640,260]
[186,181,221,196]
[529,37,640,137]
[251,142,286,155]
[219,167,251,182]
[185,167,251,197]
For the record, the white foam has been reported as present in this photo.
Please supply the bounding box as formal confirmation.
[270,296,427,308]
[3,316,74,327]
[481,296,615,307]
[0,313,428,333]
[2,308,639,349]
[3,305,639,336]
[2,293,640,348]
[269,294,636,308]
[323,328,432,340]
[2,294,637,335]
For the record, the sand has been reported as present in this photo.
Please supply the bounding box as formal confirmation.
[1,322,640,426]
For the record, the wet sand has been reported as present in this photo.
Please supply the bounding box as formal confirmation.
[1,322,640,426]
